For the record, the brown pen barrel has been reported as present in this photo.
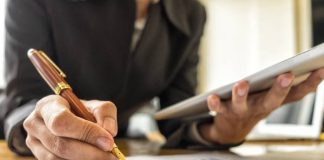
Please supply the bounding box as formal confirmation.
[61,90,96,122]
[28,49,96,122]
[28,50,65,93]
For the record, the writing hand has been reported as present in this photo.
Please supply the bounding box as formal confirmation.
[23,95,118,160]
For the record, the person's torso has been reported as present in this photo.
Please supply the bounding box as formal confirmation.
[43,0,204,133]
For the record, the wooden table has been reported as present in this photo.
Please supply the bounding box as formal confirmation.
[1,139,324,160]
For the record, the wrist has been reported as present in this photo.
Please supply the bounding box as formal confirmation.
[198,115,259,145]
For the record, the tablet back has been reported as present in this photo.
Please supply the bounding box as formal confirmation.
[155,43,324,120]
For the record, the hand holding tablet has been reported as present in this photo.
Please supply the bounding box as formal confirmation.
[155,43,324,120]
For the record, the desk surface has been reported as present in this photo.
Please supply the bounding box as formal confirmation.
[1,139,324,160]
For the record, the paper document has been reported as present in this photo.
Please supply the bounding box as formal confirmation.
[127,152,243,160]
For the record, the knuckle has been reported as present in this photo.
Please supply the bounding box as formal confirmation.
[51,137,68,157]
[274,87,289,97]
[23,117,33,131]
[231,113,244,121]
[37,95,59,108]
[291,89,308,101]
[36,95,69,111]
[291,93,306,102]
[91,101,117,118]
[48,109,70,135]
[23,113,39,132]
[94,101,117,118]
[231,105,248,116]
[25,136,33,148]
[80,122,94,142]
[257,100,281,113]
[303,82,317,91]
[261,100,274,111]
[35,97,49,110]
[51,97,70,108]
[102,101,117,112]
[252,105,270,119]
[233,98,246,107]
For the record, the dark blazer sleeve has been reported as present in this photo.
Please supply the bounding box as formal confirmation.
[0,0,54,155]
[158,2,206,148]
[158,3,242,149]
[158,40,204,148]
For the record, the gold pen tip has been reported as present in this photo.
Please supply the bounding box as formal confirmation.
[112,147,126,160]
[27,49,37,57]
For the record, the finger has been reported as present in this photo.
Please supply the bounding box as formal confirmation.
[231,80,249,114]
[285,68,324,103]
[26,117,117,160]
[262,73,294,110]
[35,95,114,151]
[82,100,118,137]
[207,95,226,114]
[26,135,65,160]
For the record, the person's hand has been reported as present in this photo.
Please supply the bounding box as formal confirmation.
[23,95,118,160]
[199,68,324,145]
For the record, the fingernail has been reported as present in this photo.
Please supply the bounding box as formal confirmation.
[237,88,246,97]
[96,137,112,151]
[280,77,293,88]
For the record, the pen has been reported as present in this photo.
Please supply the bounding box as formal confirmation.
[27,49,126,160]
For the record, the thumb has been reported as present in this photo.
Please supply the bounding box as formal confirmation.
[37,96,115,151]
[82,100,118,137]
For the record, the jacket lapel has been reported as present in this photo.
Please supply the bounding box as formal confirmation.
[162,0,191,37]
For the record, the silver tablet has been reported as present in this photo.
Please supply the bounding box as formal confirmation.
[155,43,324,120]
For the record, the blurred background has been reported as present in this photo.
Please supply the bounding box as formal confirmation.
[0,1,5,89]
[198,0,312,92]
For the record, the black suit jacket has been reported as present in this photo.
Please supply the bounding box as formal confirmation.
[0,0,206,154]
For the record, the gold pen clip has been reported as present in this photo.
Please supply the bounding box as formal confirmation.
[28,49,67,78]
[39,50,67,78]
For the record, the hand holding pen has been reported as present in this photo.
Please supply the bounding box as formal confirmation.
[23,49,125,160]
